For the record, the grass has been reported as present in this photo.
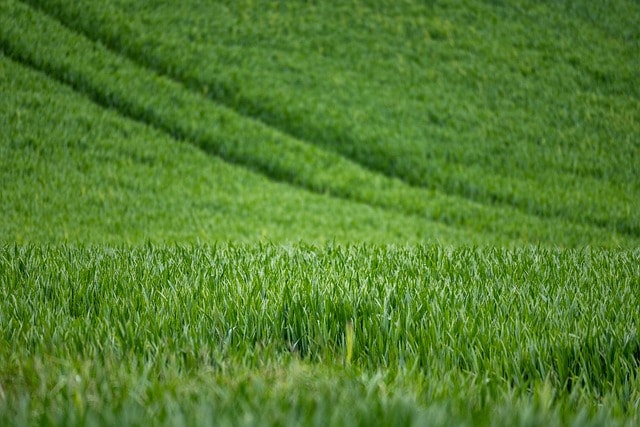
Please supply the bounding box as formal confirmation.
[0,50,481,245]
[1,245,639,426]
[1,0,640,425]
[1,0,638,246]
[20,0,640,238]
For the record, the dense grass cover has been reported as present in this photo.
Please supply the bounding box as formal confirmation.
[0,51,476,245]
[2,245,639,426]
[17,0,640,239]
[2,0,640,425]
[1,0,638,246]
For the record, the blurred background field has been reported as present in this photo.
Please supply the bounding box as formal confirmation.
[1,0,639,246]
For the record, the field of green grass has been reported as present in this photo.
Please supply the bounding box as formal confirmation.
[2,245,640,426]
[1,0,639,425]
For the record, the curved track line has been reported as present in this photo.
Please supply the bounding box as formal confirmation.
[20,0,640,239]
[2,0,635,246]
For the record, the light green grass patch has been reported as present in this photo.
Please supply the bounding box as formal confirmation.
[1,245,639,425]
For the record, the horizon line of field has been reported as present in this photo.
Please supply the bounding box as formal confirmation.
[21,0,640,240]
[4,0,634,244]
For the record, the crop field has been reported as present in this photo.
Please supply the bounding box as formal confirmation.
[1,0,639,425]
[2,245,640,426]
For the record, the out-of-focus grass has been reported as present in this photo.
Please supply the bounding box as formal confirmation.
[2,0,637,246]
[21,0,640,238]
[0,52,477,245]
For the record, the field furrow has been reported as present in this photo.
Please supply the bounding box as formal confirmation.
[21,0,640,237]
[1,0,636,246]
[2,51,490,245]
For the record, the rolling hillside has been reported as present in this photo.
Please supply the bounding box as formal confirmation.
[1,0,639,246]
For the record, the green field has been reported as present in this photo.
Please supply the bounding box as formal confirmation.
[2,245,640,426]
[1,0,639,425]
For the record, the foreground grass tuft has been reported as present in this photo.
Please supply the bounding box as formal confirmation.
[2,244,639,425]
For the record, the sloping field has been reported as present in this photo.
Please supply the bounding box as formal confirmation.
[1,0,638,246]
[1,0,640,425]
[0,52,480,245]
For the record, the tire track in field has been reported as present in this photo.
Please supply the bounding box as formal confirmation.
[20,0,640,240]
[1,52,490,245]
[0,1,364,188]
[2,0,635,247]
[0,0,480,240]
